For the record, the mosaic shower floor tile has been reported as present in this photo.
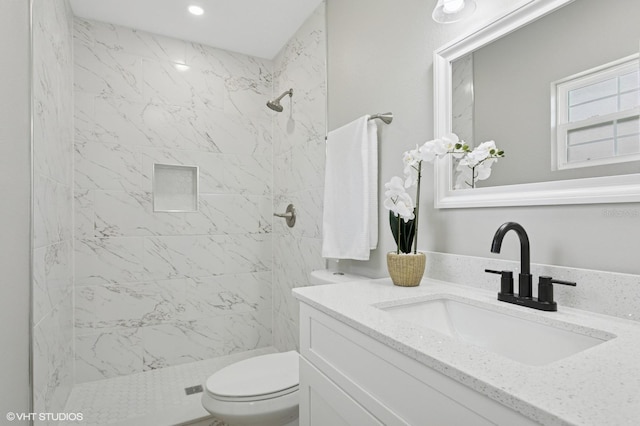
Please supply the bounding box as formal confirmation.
[63,347,275,426]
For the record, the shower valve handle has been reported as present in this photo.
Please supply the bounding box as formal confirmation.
[274,204,296,228]
[274,212,293,218]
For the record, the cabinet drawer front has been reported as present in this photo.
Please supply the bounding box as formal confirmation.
[299,357,384,426]
[300,304,538,426]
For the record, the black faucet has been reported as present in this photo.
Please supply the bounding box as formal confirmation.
[485,222,576,312]
[490,222,532,298]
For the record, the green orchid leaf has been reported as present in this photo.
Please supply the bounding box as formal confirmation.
[389,210,416,254]
[389,210,401,246]
[401,215,416,253]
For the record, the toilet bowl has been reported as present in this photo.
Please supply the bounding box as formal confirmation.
[202,351,300,426]
[202,270,367,426]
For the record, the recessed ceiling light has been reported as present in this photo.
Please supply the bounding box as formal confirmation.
[188,5,204,16]
[173,62,190,72]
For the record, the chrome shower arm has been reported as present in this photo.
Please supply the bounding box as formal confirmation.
[266,88,294,112]
[273,88,293,103]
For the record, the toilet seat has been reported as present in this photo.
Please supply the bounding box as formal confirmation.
[205,351,299,403]
[208,385,298,402]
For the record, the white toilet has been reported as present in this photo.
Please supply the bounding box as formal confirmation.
[201,351,300,426]
[201,269,367,426]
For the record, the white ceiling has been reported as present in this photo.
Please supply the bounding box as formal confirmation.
[69,0,323,59]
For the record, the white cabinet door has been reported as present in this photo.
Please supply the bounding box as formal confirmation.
[299,357,384,426]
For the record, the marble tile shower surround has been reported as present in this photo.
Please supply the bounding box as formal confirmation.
[425,251,640,322]
[32,0,75,418]
[272,3,327,352]
[73,18,275,383]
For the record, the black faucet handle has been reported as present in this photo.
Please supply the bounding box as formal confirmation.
[551,278,576,287]
[485,269,514,295]
[538,276,576,304]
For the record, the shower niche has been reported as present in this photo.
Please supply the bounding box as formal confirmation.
[153,163,199,212]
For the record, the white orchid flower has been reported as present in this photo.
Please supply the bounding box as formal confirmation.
[417,140,441,162]
[468,140,497,164]
[402,146,421,187]
[454,162,474,189]
[384,176,405,196]
[384,176,415,222]
[476,140,497,152]
[383,194,415,221]
[474,158,497,181]
[454,140,504,187]
[394,196,415,221]
[447,133,469,159]
[403,168,417,188]
[401,146,421,188]
[403,138,454,188]
[441,133,460,152]
[402,147,420,167]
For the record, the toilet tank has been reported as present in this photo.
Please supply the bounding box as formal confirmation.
[309,270,368,286]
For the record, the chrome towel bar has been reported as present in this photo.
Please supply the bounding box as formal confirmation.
[368,112,393,124]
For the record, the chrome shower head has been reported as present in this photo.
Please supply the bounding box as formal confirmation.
[266,88,293,112]
[266,100,283,112]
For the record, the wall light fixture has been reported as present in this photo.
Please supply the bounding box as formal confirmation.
[432,0,476,23]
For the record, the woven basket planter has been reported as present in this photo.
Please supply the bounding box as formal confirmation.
[387,252,426,287]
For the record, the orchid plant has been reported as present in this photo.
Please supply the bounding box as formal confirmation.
[384,133,504,254]
[454,140,505,189]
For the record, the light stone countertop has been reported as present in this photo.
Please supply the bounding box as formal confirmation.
[293,278,640,426]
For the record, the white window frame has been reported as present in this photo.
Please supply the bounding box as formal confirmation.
[551,54,640,171]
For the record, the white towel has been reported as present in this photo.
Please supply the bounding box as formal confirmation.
[322,116,378,260]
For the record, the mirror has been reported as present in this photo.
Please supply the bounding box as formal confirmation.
[434,0,640,208]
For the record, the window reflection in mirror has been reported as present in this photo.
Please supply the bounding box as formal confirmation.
[552,56,640,171]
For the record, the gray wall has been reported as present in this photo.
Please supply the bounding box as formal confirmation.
[0,0,32,417]
[327,0,640,276]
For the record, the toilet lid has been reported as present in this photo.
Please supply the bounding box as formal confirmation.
[206,351,299,400]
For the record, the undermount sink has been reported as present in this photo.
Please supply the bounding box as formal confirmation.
[379,296,614,366]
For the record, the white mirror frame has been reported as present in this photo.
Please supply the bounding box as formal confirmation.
[433,0,640,208]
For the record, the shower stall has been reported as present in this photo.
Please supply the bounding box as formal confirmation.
[30,0,327,423]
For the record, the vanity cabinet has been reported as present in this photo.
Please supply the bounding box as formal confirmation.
[298,303,539,426]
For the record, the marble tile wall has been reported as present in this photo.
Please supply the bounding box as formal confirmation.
[32,0,75,417]
[272,3,327,351]
[452,54,474,144]
[73,18,274,382]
